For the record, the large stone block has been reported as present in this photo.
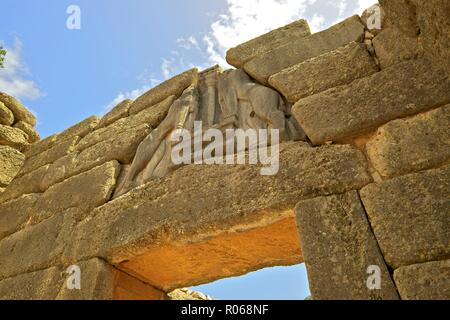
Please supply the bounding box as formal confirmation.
[0,124,29,150]
[414,0,450,75]
[394,260,450,300]
[269,42,378,103]
[243,16,365,85]
[378,0,420,37]
[0,165,48,204]
[367,105,450,178]
[41,125,150,191]
[0,267,64,300]
[13,121,40,143]
[0,194,40,240]
[293,59,450,145]
[372,27,422,69]
[18,136,80,177]
[360,165,450,269]
[0,145,25,187]
[32,161,120,224]
[129,68,198,115]
[296,191,399,300]
[0,214,65,280]
[77,96,174,151]
[226,19,311,68]
[65,143,372,290]
[0,101,14,126]
[0,92,36,126]
[97,99,132,129]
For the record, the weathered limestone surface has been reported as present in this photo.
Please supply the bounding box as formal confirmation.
[0,214,66,280]
[269,42,378,103]
[97,99,132,129]
[64,143,372,283]
[13,121,40,143]
[0,92,36,126]
[33,161,120,224]
[372,27,422,69]
[296,191,399,300]
[0,194,40,240]
[0,165,49,203]
[226,19,311,68]
[77,96,175,151]
[394,260,450,300]
[293,59,450,145]
[0,146,25,187]
[243,16,365,85]
[41,125,150,191]
[379,0,450,74]
[367,105,450,178]
[57,258,116,300]
[23,134,60,158]
[360,165,450,269]
[0,124,29,150]
[129,68,198,115]
[0,267,63,300]
[0,101,14,126]
[414,0,450,74]
[18,136,80,177]
[379,0,420,37]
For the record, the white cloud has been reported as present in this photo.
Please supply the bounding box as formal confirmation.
[0,38,43,100]
[204,0,317,65]
[310,14,326,32]
[355,0,378,14]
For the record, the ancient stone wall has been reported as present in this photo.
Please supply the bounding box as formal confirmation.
[0,0,448,300]
[0,93,40,194]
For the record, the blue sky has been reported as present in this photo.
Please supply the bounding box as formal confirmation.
[0,0,376,299]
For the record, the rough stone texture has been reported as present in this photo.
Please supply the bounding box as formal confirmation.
[0,92,36,126]
[360,4,386,36]
[0,194,40,240]
[293,59,450,145]
[226,19,311,68]
[379,0,420,37]
[0,214,66,280]
[0,267,64,300]
[296,191,399,300]
[168,288,214,301]
[360,165,450,269]
[0,145,25,187]
[77,96,175,151]
[414,0,450,75]
[32,161,120,225]
[97,99,132,129]
[367,105,450,178]
[0,124,29,150]
[18,136,80,177]
[56,116,99,141]
[0,101,14,126]
[64,143,372,283]
[380,0,450,74]
[23,134,60,158]
[129,68,198,115]
[13,121,40,143]
[0,165,49,203]
[57,258,116,300]
[243,16,365,85]
[269,42,378,103]
[41,125,151,191]
[372,27,422,69]
[394,260,450,300]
